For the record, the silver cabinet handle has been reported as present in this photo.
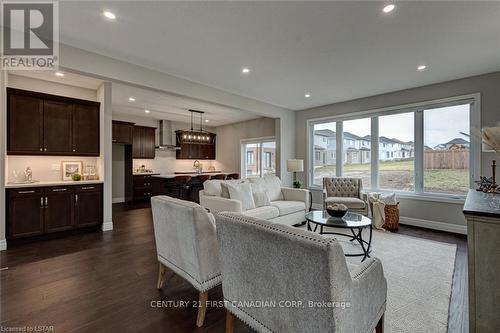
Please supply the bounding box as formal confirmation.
[52,188,67,192]
[18,190,35,194]
[44,148,47,152]
[75,194,78,204]
[82,186,95,190]
[40,197,44,208]
[39,148,43,151]
[44,197,48,207]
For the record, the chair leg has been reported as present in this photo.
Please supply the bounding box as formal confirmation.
[375,314,384,333]
[156,263,167,290]
[196,291,209,327]
[225,310,235,333]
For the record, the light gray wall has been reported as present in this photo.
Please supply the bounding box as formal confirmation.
[215,117,276,173]
[295,71,500,231]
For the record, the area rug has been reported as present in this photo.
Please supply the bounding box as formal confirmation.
[300,225,456,333]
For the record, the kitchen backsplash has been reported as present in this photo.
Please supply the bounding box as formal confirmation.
[133,149,218,174]
[6,155,100,183]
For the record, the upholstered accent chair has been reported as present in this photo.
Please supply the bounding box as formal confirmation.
[151,196,221,327]
[323,177,369,215]
[215,212,387,333]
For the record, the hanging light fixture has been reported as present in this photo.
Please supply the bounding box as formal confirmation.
[175,110,215,145]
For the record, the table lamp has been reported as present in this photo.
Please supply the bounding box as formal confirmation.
[287,159,304,188]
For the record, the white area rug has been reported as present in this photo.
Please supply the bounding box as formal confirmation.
[301,226,456,333]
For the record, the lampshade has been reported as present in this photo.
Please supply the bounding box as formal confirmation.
[287,159,304,172]
[482,126,500,152]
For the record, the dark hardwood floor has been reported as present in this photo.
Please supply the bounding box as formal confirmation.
[0,203,467,333]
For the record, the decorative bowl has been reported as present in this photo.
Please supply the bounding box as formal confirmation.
[326,208,348,218]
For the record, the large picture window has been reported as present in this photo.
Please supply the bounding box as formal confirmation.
[241,138,276,178]
[309,96,478,197]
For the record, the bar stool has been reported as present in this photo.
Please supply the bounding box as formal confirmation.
[173,175,192,201]
[190,174,211,203]
[226,173,240,180]
[211,174,226,180]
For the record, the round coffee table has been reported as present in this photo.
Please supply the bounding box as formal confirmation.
[305,210,373,261]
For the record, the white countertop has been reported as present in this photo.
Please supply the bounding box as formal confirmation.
[5,180,104,188]
[133,172,160,176]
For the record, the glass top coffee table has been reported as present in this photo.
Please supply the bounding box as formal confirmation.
[305,210,373,261]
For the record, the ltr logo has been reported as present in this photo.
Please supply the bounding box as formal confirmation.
[1,1,59,69]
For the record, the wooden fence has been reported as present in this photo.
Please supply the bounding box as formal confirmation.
[424,150,469,169]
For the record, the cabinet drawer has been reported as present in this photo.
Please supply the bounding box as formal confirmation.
[46,186,74,194]
[133,177,153,188]
[134,189,153,198]
[8,187,43,198]
[75,184,103,193]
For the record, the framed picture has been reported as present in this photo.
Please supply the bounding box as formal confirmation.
[62,161,83,181]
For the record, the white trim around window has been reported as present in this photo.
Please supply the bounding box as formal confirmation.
[305,93,481,201]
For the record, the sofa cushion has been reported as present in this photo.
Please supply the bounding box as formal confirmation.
[249,175,283,201]
[226,182,255,210]
[243,206,280,220]
[253,190,271,208]
[325,196,366,209]
[203,179,247,196]
[270,200,306,216]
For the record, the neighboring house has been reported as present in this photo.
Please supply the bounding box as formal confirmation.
[433,138,469,150]
[246,146,276,176]
[313,130,414,166]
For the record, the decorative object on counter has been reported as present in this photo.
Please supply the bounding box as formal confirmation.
[71,173,82,181]
[82,165,99,180]
[24,167,33,182]
[287,159,304,188]
[326,203,348,218]
[193,160,203,173]
[62,161,83,181]
[475,176,495,193]
[207,165,216,172]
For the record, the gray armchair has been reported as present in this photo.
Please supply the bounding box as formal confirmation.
[151,196,221,327]
[215,212,387,333]
[323,177,369,215]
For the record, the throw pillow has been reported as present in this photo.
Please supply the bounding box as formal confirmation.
[226,182,256,210]
[220,183,230,198]
[253,190,270,208]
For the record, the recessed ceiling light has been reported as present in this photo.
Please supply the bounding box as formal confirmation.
[128,97,135,102]
[383,4,395,13]
[103,11,116,20]
[55,72,64,77]
[205,119,210,123]
[417,65,427,71]
[145,109,150,114]
[305,93,311,98]
[241,67,250,74]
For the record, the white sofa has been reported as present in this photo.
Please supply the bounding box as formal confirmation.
[199,175,310,226]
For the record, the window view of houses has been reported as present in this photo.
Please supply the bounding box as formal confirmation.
[312,104,470,194]
[244,141,276,178]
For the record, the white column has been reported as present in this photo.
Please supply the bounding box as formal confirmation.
[98,82,113,231]
[0,71,7,250]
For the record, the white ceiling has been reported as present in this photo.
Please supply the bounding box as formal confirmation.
[59,1,500,111]
[111,83,262,127]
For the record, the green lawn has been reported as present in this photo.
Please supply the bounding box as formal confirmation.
[315,160,468,194]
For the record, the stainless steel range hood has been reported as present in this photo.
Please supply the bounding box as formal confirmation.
[156,120,180,150]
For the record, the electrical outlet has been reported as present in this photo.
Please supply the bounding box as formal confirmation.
[52,164,60,171]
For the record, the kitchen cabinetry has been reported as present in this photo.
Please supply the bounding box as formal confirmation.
[133,174,155,201]
[7,88,100,156]
[112,121,134,144]
[6,183,103,240]
[132,126,156,159]
[175,133,216,160]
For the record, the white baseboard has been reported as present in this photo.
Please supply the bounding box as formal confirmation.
[112,197,125,204]
[400,216,467,235]
[102,220,114,231]
[311,203,466,235]
[0,239,6,251]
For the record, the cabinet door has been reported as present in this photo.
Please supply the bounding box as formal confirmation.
[73,104,100,155]
[132,126,143,158]
[142,127,156,158]
[7,188,44,239]
[43,100,73,154]
[75,186,102,227]
[8,94,43,154]
[44,187,74,233]
[112,122,133,144]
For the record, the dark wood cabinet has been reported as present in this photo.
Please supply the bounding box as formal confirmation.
[7,88,100,156]
[112,121,134,144]
[7,93,43,153]
[7,188,44,239]
[6,183,103,240]
[43,100,73,154]
[44,187,74,233]
[175,131,216,160]
[133,175,155,201]
[132,126,156,159]
[75,185,103,227]
[73,104,100,155]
